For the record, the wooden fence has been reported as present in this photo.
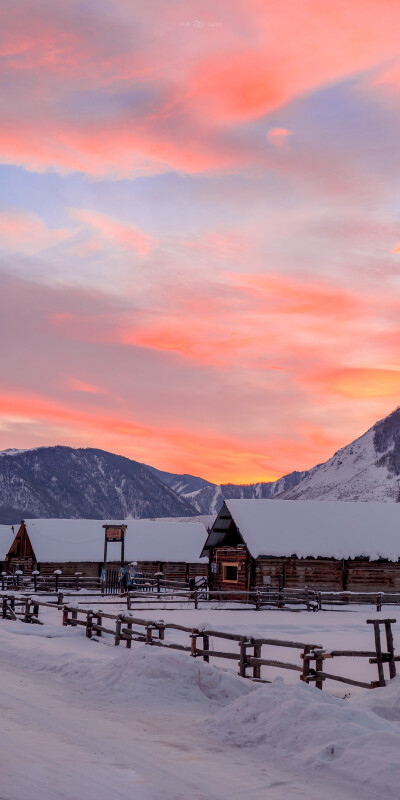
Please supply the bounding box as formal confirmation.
[61,606,399,689]
[1,591,394,692]
[0,571,189,595]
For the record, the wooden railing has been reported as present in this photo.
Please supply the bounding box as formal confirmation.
[0,592,397,690]
[0,572,190,595]
[60,604,397,690]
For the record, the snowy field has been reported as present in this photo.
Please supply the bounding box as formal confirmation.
[1,598,400,800]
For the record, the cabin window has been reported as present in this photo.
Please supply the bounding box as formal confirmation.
[222,563,238,583]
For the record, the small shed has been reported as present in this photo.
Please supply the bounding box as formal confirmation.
[5,518,208,580]
[201,499,400,593]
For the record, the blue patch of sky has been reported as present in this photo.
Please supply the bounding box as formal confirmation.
[0,163,297,235]
[267,75,400,167]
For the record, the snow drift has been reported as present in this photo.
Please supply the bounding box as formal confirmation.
[205,677,400,798]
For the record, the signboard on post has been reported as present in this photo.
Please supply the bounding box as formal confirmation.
[102,524,127,568]
[105,526,124,542]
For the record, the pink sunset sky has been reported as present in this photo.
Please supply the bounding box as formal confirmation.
[1,0,400,483]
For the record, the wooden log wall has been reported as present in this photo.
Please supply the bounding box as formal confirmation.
[211,547,400,593]
[347,561,400,592]
[255,557,345,591]
[38,561,100,577]
[208,546,251,599]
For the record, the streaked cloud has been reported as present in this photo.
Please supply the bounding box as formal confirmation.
[0,2,399,482]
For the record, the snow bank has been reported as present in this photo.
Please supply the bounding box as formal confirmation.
[73,648,253,710]
[205,677,400,798]
[352,674,400,722]
[0,622,253,712]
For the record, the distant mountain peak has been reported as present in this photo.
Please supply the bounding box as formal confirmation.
[0,445,196,524]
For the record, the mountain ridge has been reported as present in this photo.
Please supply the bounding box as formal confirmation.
[2,407,400,522]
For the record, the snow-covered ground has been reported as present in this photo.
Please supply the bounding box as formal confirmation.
[1,599,400,799]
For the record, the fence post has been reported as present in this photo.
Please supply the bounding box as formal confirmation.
[239,638,248,677]
[71,609,78,626]
[315,653,324,690]
[32,570,39,592]
[62,606,69,626]
[24,598,30,623]
[255,592,261,611]
[253,642,261,679]
[86,610,93,638]
[54,570,62,593]
[96,611,103,638]
[367,620,385,687]
[115,615,122,646]
[194,590,198,610]
[190,629,197,657]
[57,592,64,607]
[202,633,209,662]
[376,593,382,612]
[157,621,165,641]
[125,619,132,648]
[75,572,81,592]
[301,644,312,683]
[384,620,397,680]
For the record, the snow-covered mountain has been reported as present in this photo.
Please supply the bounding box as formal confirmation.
[0,446,196,524]
[150,470,307,515]
[2,407,400,523]
[150,408,400,509]
[279,407,400,502]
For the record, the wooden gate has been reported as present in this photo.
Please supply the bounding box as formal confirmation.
[102,568,120,594]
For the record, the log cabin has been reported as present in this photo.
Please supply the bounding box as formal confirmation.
[201,499,400,594]
[0,525,16,573]
[5,518,208,581]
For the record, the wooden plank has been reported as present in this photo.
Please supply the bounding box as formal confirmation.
[195,649,240,660]
[328,650,377,658]
[312,671,373,690]
[247,657,303,672]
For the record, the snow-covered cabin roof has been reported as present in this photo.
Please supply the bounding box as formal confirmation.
[123,520,207,563]
[205,499,400,562]
[0,525,16,560]
[15,519,207,563]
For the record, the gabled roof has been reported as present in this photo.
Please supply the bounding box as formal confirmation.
[0,525,16,560]
[123,520,207,563]
[205,499,400,562]
[14,518,207,563]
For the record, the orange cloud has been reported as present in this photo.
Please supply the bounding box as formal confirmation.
[307,367,400,399]
[228,273,363,320]
[0,389,302,483]
[267,128,291,148]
